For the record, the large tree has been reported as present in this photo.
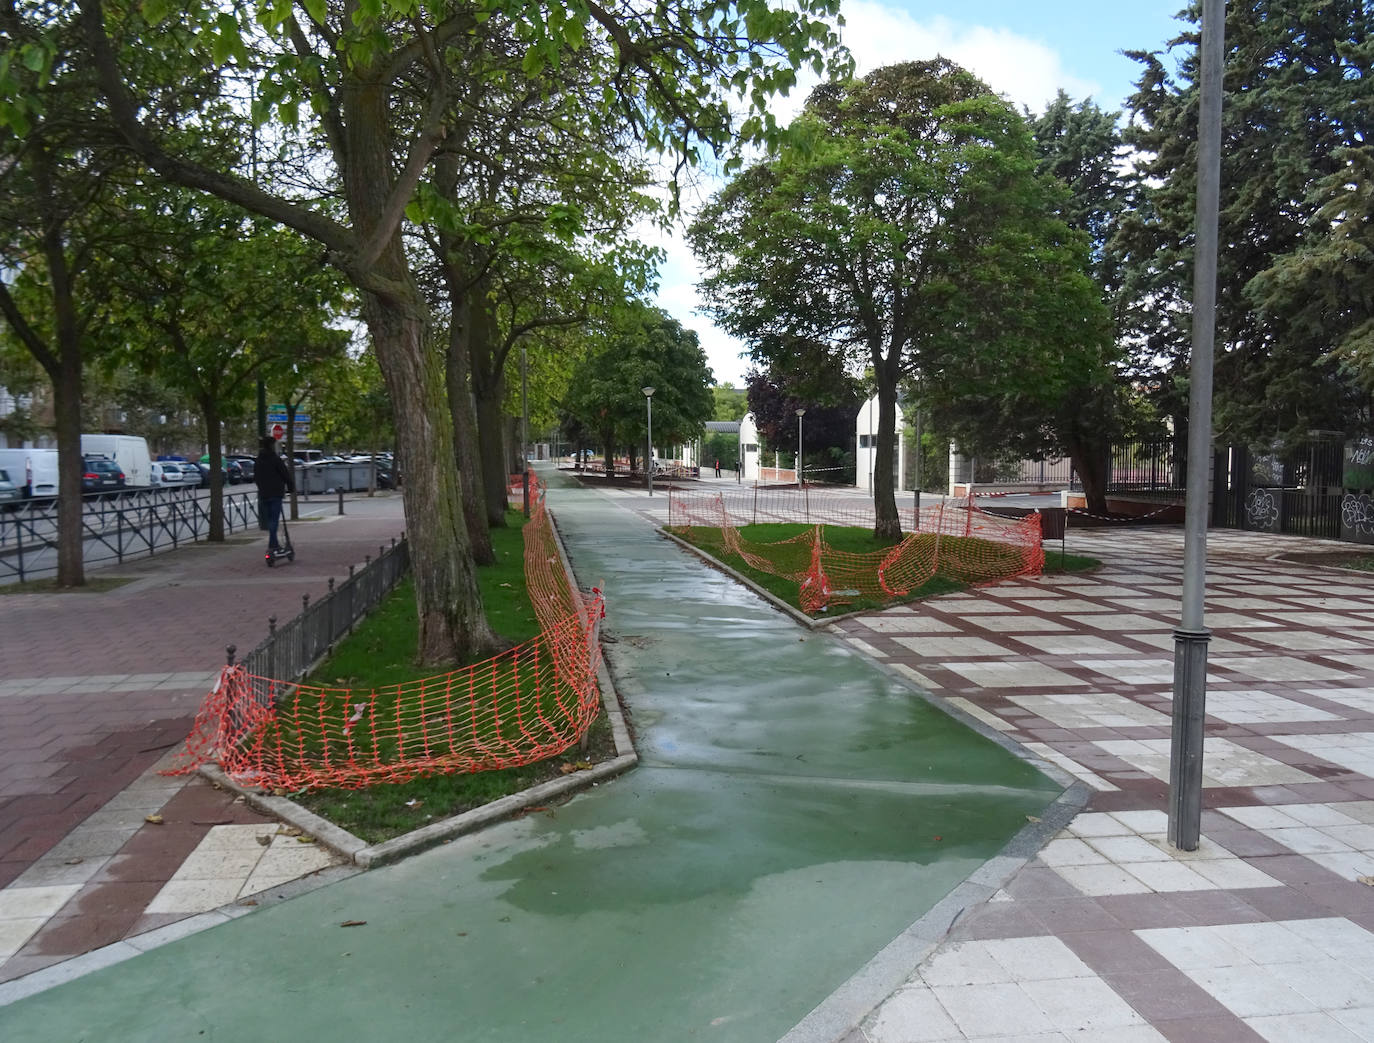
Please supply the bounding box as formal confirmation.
[104,194,352,539]
[564,304,714,471]
[1116,0,1374,448]
[72,0,843,666]
[691,60,1110,537]
[0,0,142,584]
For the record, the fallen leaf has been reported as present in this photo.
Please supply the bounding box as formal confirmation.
[456,932,467,937]
[404,799,424,808]
[144,814,164,825]
[559,763,576,775]
[1358,875,1374,887]
[296,835,317,844]
[933,835,943,842]
[279,826,303,837]
[272,788,288,797]
[238,899,258,907]
[340,920,367,928]
[255,835,272,847]
[1026,815,1041,823]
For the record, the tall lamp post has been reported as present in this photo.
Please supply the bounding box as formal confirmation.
[642,386,655,495]
[1169,0,1225,852]
[521,346,530,517]
[796,408,805,486]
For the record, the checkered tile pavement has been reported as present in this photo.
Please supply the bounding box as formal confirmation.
[0,497,404,984]
[830,525,1374,1043]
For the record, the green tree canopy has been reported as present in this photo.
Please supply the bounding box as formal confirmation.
[1116,0,1374,448]
[691,59,1112,535]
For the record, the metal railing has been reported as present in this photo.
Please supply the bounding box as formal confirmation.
[236,536,410,685]
[0,487,260,583]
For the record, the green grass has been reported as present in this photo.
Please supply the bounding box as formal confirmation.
[671,523,1098,615]
[288,509,615,843]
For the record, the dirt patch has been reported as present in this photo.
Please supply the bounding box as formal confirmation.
[1274,550,1374,572]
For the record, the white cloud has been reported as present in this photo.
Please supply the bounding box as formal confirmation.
[649,3,1104,387]
[840,4,1102,112]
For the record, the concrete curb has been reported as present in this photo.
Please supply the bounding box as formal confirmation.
[200,506,638,870]
[780,781,1092,1043]
[658,527,873,630]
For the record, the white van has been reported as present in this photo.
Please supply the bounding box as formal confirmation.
[0,447,59,500]
[80,434,152,489]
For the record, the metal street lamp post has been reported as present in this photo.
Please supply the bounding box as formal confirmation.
[1169,0,1225,852]
[521,347,530,517]
[643,386,655,495]
[796,408,805,486]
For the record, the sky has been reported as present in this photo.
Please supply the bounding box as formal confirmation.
[652,0,1190,388]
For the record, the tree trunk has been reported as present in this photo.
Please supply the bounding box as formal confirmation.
[445,303,494,564]
[1068,438,1111,516]
[202,396,224,541]
[342,79,500,666]
[53,350,85,587]
[873,361,902,541]
[471,301,510,527]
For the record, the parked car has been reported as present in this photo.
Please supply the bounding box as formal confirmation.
[168,462,199,486]
[185,462,211,488]
[0,468,21,509]
[81,456,126,496]
[224,460,243,484]
[227,455,255,482]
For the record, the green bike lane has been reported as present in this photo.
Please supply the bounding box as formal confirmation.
[0,478,1064,1042]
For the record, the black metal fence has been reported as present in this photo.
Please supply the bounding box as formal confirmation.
[0,487,260,583]
[237,536,410,684]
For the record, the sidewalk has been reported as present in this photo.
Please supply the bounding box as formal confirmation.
[0,494,406,983]
[826,523,1374,1042]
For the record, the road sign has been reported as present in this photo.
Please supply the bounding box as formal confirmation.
[271,423,286,440]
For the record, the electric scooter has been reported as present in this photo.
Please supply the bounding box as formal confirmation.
[265,516,295,567]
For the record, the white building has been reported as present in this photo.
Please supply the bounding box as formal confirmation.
[855,394,913,494]
[738,413,761,481]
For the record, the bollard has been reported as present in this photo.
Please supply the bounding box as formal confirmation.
[328,577,335,594]
[268,615,277,636]
[226,644,236,666]
[338,487,345,515]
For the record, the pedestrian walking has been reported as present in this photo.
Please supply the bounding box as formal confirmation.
[714,458,721,477]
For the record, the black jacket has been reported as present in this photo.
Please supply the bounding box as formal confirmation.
[254,449,293,499]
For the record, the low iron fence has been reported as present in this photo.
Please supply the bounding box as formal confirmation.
[236,536,410,685]
[0,488,259,583]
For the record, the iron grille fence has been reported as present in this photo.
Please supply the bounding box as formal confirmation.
[237,536,410,684]
[0,488,259,583]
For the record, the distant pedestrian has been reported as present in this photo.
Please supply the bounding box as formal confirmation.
[254,436,294,557]
[735,459,742,483]
[714,458,721,477]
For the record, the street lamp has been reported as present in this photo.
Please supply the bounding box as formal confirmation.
[642,386,655,495]
[795,408,806,487]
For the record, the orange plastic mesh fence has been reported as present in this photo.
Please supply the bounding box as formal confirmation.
[670,487,1043,613]
[166,480,605,791]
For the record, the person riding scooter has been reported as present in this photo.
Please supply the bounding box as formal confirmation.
[254,435,294,562]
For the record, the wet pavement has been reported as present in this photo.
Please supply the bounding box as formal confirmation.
[0,473,1061,1041]
[3,472,1374,1042]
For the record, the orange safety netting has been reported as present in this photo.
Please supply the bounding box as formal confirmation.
[166,480,605,791]
[670,487,1043,613]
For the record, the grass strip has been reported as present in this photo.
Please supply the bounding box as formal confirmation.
[290,509,613,843]
[671,522,1098,615]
